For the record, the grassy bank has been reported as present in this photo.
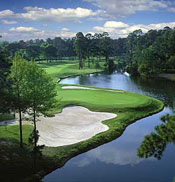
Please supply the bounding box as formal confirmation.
[39,62,103,82]
[0,62,164,182]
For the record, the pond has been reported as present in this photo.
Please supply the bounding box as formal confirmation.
[43,73,175,182]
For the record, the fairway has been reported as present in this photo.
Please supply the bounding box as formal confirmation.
[40,62,103,81]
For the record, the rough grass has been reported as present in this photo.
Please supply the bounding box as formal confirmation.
[0,125,33,144]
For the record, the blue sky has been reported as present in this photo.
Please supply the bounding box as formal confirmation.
[0,0,175,41]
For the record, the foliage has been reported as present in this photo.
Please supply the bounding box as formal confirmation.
[24,61,57,116]
[137,114,175,159]
[9,53,29,148]
[74,32,87,69]
[0,49,12,112]
[125,27,175,76]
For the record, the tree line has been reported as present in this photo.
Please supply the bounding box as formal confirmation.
[124,27,175,76]
[0,32,126,67]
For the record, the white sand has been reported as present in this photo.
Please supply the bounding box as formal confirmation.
[62,86,97,90]
[1,106,116,147]
[62,86,123,93]
[37,106,116,147]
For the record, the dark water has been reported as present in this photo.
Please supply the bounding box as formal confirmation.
[43,73,175,182]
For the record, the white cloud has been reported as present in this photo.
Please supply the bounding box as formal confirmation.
[16,6,98,23]
[0,7,98,23]
[0,10,14,18]
[1,19,18,25]
[85,0,171,17]
[1,26,76,41]
[61,28,70,32]
[94,21,175,38]
[104,21,129,28]
[59,28,76,38]
[9,26,40,33]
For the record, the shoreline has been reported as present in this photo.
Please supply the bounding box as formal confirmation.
[37,99,164,182]
[158,73,175,81]
[0,70,164,182]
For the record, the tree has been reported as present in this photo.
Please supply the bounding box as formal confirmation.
[74,32,86,69]
[24,61,57,151]
[137,114,175,160]
[85,33,93,68]
[9,53,28,148]
[44,45,57,59]
[0,49,12,113]
[100,32,113,62]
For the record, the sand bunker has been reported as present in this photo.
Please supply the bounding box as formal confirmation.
[37,106,116,147]
[1,106,116,147]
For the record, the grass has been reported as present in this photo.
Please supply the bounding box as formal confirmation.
[39,61,103,82]
[0,125,33,144]
[0,62,164,181]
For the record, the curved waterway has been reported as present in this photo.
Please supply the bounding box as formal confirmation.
[43,73,175,182]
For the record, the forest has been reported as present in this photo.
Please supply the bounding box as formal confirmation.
[1,26,175,76]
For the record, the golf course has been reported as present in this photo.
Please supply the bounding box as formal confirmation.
[0,61,164,181]
[1,2,175,180]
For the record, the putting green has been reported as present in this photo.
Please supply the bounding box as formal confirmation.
[58,87,152,109]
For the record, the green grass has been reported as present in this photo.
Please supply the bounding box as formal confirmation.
[0,125,33,144]
[39,62,103,82]
[0,62,164,181]
[58,89,151,109]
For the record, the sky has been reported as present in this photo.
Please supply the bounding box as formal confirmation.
[0,0,175,41]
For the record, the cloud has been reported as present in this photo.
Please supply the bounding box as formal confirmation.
[0,6,101,23]
[59,28,76,38]
[9,26,40,33]
[94,21,175,38]
[0,7,98,23]
[1,19,18,25]
[0,10,14,18]
[84,0,172,17]
[104,21,129,28]
[61,28,70,32]
[1,26,76,41]
[168,7,175,12]
[12,6,98,23]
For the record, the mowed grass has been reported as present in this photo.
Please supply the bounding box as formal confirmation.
[57,88,153,110]
[39,62,103,81]
[0,125,33,144]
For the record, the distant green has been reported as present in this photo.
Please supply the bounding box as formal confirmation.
[40,62,103,82]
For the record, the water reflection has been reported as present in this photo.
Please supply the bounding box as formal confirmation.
[44,73,175,182]
[138,114,175,160]
[60,72,175,110]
